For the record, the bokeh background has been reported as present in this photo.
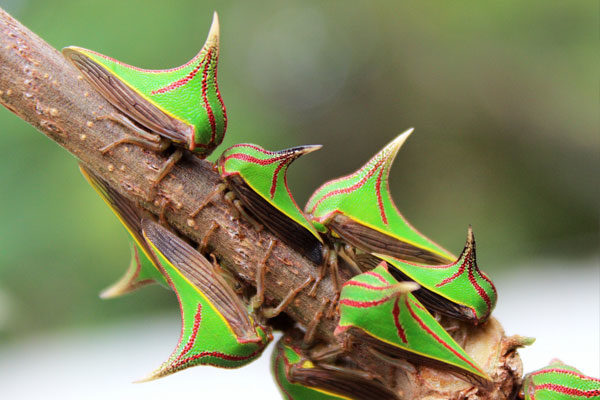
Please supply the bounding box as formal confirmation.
[0,0,597,398]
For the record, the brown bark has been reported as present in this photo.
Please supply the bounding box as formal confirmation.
[0,8,524,399]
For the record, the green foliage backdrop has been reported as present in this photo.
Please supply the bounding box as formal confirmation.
[0,0,597,339]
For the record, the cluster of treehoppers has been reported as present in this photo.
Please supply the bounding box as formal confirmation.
[64,12,600,400]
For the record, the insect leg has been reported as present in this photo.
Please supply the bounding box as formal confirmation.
[308,245,331,296]
[306,342,344,363]
[329,242,341,295]
[197,221,220,253]
[302,297,330,346]
[250,239,276,310]
[262,275,314,318]
[367,346,417,374]
[223,191,264,231]
[150,149,182,189]
[337,244,362,275]
[326,292,339,319]
[157,198,172,226]
[189,183,227,218]
[97,113,168,153]
[97,112,180,189]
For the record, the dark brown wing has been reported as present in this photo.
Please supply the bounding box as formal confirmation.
[228,175,323,265]
[79,165,158,263]
[351,330,491,389]
[330,214,451,265]
[389,266,473,322]
[141,219,258,341]
[290,364,400,400]
[355,253,473,322]
[63,48,192,145]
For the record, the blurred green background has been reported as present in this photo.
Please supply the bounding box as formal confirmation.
[0,0,597,341]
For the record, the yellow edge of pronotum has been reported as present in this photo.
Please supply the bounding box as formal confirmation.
[342,212,455,262]
[377,254,478,317]
[243,178,324,244]
[79,165,161,273]
[74,48,194,132]
[144,235,239,339]
[338,322,489,380]
[309,386,352,400]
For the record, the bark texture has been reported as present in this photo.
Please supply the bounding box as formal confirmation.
[0,8,524,399]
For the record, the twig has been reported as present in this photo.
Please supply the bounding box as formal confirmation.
[0,8,523,399]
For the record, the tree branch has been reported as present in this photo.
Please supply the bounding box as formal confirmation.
[0,8,524,399]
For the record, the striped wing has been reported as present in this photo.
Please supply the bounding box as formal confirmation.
[141,219,271,379]
[272,334,399,400]
[79,165,167,297]
[336,263,490,386]
[64,48,192,145]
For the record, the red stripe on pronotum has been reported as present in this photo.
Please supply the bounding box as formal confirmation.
[282,169,305,222]
[531,368,600,382]
[467,261,492,317]
[213,54,227,133]
[222,151,293,198]
[173,303,203,362]
[411,300,427,311]
[478,269,498,300]
[375,164,387,224]
[435,263,464,287]
[84,48,198,74]
[227,143,274,154]
[339,295,395,309]
[270,159,289,199]
[344,280,398,291]
[405,297,484,374]
[533,383,600,397]
[200,50,217,142]
[151,59,204,94]
[222,153,289,167]
[150,49,220,145]
[363,270,389,285]
[392,298,407,343]
[170,346,264,370]
[434,248,492,320]
[307,158,385,214]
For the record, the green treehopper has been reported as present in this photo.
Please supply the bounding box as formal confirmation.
[141,219,272,379]
[521,359,600,400]
[375,227,497,324]
[305,129,455,266]
[64,13,227,186]
[335,262,491,387]
[271,331,399,400]
[80,167,271,379]
[218,143,325,265]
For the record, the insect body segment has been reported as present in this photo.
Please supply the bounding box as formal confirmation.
[141,219,272,379]
[271,333,399,400]
[521,360,600,400]
[305,129,454,266]
[218,143,324,264]
[79,165,168,297]
[335,262,490,386]
[63,12,226,155]
[377,226,497,324]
